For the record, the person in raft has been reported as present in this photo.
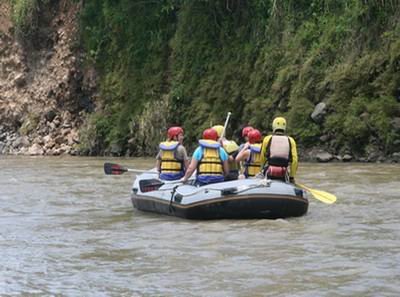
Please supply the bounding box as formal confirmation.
[212,124,240,181]
[238,126,253,151]
[156,126,190,181]
[180,128,229,186]
[235,129,263,179]
[260,117,298,183]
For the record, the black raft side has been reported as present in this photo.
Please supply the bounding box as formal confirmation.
[131,194,308,220]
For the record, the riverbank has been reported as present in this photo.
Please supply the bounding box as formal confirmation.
[0,1,97,156]
[0,144,399,163]
[300,147,400,163]
[1,1,399,162]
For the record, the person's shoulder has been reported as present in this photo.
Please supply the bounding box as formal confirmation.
[192,146,202,159]
[219,147,228,159]
[193,146,201,152]
[262,134,272,143]
[177,144,187,152]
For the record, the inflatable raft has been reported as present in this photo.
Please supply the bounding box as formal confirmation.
[131,173,308,220]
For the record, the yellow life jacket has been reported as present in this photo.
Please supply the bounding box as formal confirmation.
[244,143,262,177]
[222,140,239,173]
[197,139,223,177]
[159,141,184,178]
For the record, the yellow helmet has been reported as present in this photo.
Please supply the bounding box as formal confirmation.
[272,117,287,133]
[212,125,224,137]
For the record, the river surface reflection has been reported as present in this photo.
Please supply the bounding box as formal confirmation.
[0,156,399,296]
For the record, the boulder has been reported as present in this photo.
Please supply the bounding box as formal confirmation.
[311,102,327,123]
[44,139,56,150]
[12,136,30,148]
[14,73,26,87]
[391,152,400,163]
[367,151,383,162]
[28,143,44,155]
[316,151,334,162]
[319,134,330,142]
[342,154,353,162]
[33,136,44,145]
[110,143,123,156]
[391,117,400,132]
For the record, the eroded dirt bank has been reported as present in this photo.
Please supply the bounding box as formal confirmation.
[0,0,97,156]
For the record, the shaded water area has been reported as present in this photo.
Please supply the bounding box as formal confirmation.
[0,156,399,296]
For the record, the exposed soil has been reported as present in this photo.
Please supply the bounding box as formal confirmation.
[0,0,97,155]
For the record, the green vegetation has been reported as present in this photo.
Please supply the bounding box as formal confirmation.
[14,0,400,157]
[19,112,40,135]
[10,0,42,36]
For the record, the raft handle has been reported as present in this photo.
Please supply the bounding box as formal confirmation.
[221,187,238,195]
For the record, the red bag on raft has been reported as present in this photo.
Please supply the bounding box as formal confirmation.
[266,166,287,178]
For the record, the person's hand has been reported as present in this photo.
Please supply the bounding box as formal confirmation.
[238,174,246,180]
[180,177,188,184]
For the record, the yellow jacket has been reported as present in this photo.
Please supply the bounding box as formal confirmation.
[260,134,298,178]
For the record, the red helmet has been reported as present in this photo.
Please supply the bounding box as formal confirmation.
[242,126,253,138]
[248,129,262,144]
[203,128,218,141]
[167,126,184,139]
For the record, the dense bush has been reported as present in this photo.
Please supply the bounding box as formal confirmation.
[77,0,400,156]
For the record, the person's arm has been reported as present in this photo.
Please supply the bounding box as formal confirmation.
[155,151,161,173]
[181,158,198,182]
[181,147,200,182]
[219,148,230,176]
[222,160,229,176]
[289,137,298,178]
[235,144,250,162]
[260,135,272,170]
[184,159,190,171]
[179,146,191,171]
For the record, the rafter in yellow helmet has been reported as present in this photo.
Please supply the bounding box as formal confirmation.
[212,125,224,137]
[272,117,287,133]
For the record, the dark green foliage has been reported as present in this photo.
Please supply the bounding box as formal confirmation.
[10,0,51,38]
[79,0,400,157]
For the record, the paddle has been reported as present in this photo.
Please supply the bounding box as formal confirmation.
[220,111,231,140]
[104,162,158,175]
[219,111,240,155]
[295,183,337,204]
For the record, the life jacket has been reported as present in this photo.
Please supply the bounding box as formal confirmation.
[244,143,262,177]
[197,139,224,183]
[264,135,291,181]
[266,135,291,167]
[159,141,184,180]
[223,142,239,174]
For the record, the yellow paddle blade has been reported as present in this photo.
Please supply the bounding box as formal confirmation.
[222,140,239,154]
[295,183,337,204]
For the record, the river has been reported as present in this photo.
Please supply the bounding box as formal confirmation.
[0,156,399,296]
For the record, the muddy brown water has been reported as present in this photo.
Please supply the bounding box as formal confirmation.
[0,156,399,296]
